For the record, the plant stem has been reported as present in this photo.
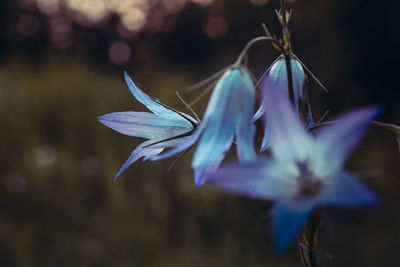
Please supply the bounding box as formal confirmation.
[284,54,295,104]
[280,0,287,25]
[235,36,274,66]
[308,214,317,267]
[279,0,295,105]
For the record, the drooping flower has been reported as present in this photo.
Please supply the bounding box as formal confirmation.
[207,77,379,250]
[98,71,199,180]
[153,65,257,186]
[255,56,315,151]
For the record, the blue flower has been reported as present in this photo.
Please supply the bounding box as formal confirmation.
[98,71,199,180]
[207,77,380,250]
[254,56,315,151]
[153,65,257,186]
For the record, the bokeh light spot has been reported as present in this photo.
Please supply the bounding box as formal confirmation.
[121,7,146,32]
[36,0,60,14]
[17,14,40,37]
[35,145,57,167]
[108,41,132,65]
[202,16,228,40]
[191,0,214,6]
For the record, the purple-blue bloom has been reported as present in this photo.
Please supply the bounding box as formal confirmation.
[98,71,199,180]
[254,56,315,151]
[207,77,379,250]
[153,65,257,186]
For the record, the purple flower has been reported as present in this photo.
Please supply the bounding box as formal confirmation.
[98,72,199,180]
[207,77,379,250]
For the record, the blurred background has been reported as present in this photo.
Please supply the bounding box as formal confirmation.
[0,0,399,266]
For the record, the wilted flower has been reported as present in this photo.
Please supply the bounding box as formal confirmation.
[207,78,379,250]
[154,65,257,186]
[98,71,199,180]
[255,56,314,151]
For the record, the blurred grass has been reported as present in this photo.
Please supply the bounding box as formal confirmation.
[0,55,399,267]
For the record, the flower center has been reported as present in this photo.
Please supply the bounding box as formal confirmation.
[294,161,322,200]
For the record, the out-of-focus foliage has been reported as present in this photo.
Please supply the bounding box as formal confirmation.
[0,0,399,266]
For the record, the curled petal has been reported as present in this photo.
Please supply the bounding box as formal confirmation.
[98,111,193,139]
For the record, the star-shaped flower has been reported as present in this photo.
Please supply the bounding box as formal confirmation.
[207,77,380,250]
[98,71,199,180]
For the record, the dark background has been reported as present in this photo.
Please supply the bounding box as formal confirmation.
[0,0,399,266]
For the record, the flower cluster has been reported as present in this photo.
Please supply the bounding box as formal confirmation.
[98,5,392,253]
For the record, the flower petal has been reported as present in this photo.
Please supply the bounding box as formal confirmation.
[115,140,163,180]
[194,151,226,187]
[207,160,296,200]
[252,101,271,151]
[193,67,255,169]
[319,171,380,207]
[151,125,203,161]
[262,76,312,162]
[124,71,195,122]
[315,106,379,172]
[267,57,305,112]
[98,111,193,139]
[235,83,257,162]
[270,202,313,250]
[260,118,271,152]
[253,100,265,122]
[115,136,192,180]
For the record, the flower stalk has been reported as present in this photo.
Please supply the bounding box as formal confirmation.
[279,0,296,111]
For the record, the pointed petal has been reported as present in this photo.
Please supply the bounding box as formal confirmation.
[124,71,194,121]
[207,160,296,200]
[253,101,271,152]
[115,140,164,180]
[115,136,192,180]
[194,151,226,187]
[151,125,203,161]
[98,111,193,139]
[315,106,379,171]
[270,202,313,250]
[260,118,271,151]
[319,171,380,207]
[253,100,265,122]
[262,76,312,161]
[193,67,255,169]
